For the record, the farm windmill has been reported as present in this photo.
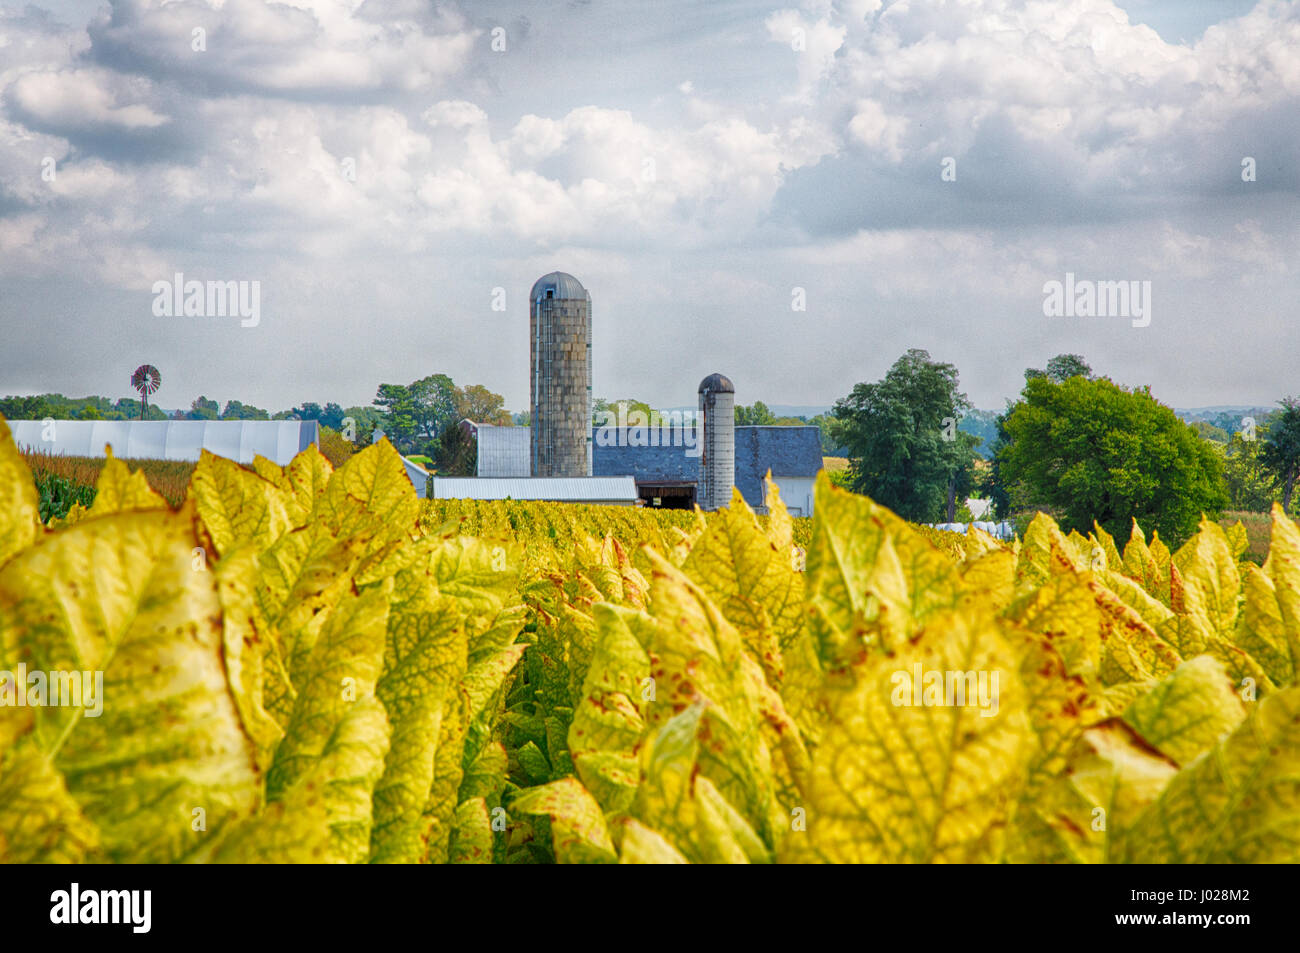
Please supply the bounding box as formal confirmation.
[131,364,161,420]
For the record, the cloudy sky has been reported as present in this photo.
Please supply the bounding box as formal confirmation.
[0,0,1295,414]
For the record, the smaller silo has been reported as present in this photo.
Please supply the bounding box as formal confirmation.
[698,373,735,510]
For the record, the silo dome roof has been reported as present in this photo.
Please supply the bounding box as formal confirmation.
[531,272,588,301]
[698,373,735,394]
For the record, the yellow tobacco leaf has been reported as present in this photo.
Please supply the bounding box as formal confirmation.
[251,454,287,489]
[630,703,766,863]
[214,544,285,771]
[370,568,468,864]
[1099,569,1174,632]
[961,548,1017,611]
[762,474,796,555]
[682,486,804,679]
[1093,521,1124,574]
[193,449,291,556]
[1018,512,1087,590]
[1094,582,1181,685]
[511,776,617,863]
[317,440,420,548]
[1267,503,1300,637]
[1007,567,1102,677]
[1122,521,1170,604]
[1013,629,1100,788]
[570,604,651,812]
[617,818,689,864]
[1233,562,1296,686]
[0,416,40,566]
[1125,684,1300,862]
[282,444,334,527]
[266,582,391,802]
[1222,521,1250,561]
[0,509,262,862]
[1007,721,1176,864]
[636,550,784,843]
[0,743,101,863]
[1121,656,1247,765]
[807,471,961,662]
[1170,517,1240,640]
[781,608,1031,863]
[448,797,494,864]
[89,448,166,516]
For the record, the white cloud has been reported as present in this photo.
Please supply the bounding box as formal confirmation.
[8,68,168,129]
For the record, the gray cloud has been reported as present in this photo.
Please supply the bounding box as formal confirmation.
[0,0,1297,415]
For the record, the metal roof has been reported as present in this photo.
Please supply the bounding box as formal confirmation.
[530,271,588,301]
[2,419,319,466]
[698,372,735,394]
[432,476,637,502]
[475,424,530,477]
[401,455,429,497]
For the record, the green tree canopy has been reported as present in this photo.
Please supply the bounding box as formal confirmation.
[735,401,777,426]
[1026,353,1093,384]
[1219,431,1277,512]
[997,375,1228,544]
[831,349,979,522]
[220,400,269,420]
[1260,397,1300,512]
[434,420,477,476]
[1190,420,1229,442]
[188,396,220,420]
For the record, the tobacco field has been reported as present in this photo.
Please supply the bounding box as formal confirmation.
[1,420,1298,864]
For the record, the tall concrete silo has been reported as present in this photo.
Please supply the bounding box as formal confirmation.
[698,373,735,510]
[530,272,592,476]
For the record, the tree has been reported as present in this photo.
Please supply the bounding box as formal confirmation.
[286,401,346,429]
[454,384,511,426]
[78,404,102,420]
[997,375,1228,544]
[434,420,477,476]
[0,395,52,419]
[221,400,270,420]
[1260,397,1300,512]
[807,413,846,455]
[408,374,457,442]
[188,396,220,420]
[372,375,457,452]
[832,349,979,522]
[1190,420,1229,443]
[1220,431,1277,512]
[735,401,777,426]
[594,397,657,427]
[1026,353,1093,384]
[290,401,323,422]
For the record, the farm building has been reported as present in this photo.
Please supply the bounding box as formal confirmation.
[2,419,320,467]
[471,421,822,515]
[430,476,638,506]
[450,271,827,514]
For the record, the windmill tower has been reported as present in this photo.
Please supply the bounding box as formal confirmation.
[131,365,161,420]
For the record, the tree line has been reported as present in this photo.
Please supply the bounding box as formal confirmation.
[828,350,1300,545]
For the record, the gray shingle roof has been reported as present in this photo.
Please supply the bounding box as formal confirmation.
[733,426,823,505]
[593,427,700,483]
[592,425,822,506]
[475,423,823,506]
